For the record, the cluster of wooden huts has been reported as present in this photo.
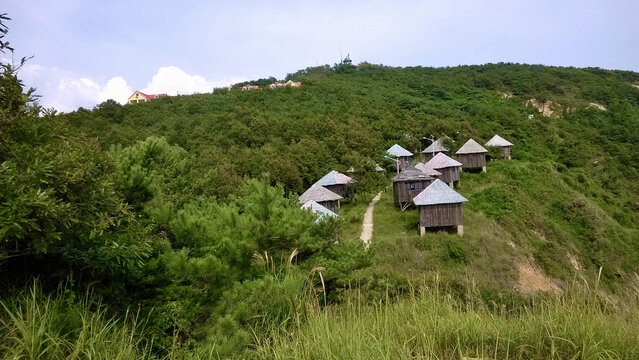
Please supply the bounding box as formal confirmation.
[298,170,356,220]
[386,135,513,236]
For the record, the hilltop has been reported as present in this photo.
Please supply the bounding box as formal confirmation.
[3,60,639,358]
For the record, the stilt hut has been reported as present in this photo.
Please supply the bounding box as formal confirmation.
[301,200,338,222]
[387,144,414,171]
[414,163,442,179]
[413,179,469,236]
[421,138,449,162]
[391,166,435,209]
[315,170,356,199]
[456,139,488,172]
[424,153,462,189]
[299,185,343,213]
[485,135,513,160]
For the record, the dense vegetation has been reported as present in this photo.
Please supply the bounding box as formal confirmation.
[2,14,639,358]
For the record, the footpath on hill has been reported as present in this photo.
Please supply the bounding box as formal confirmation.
[360,191,383,245]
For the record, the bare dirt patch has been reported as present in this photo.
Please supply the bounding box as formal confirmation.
[567,252,583,271]
[515,256,562,295]
[588,102,607,111]
[499,92,513,99]
[525,99,559,117]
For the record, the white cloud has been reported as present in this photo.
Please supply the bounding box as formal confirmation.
[19,64,245,112]
[141,66,244,95]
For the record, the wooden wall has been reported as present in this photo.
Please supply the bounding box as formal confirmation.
[398,156,412,170]
[501,146,511,158]
[324,184,353,199]
[458,153,486,168]
[419,203,463,228]
[318,200,340,213]
[437,166,460,184]
[422,151,444,163]
[393,179,433,205]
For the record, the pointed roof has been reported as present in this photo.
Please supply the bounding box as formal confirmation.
[456,139,488,154]
[414,163,442,177]
[421,138,449,154]
[425,152,462,169]
[301,200,338,219]
[299,185,343,204]
[413,179,469,206]
[315,170,355,186]
[387,144,413,157]
[485,135,513,147]
[391,166,434,182]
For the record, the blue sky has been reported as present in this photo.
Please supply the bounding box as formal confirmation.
[4,0,638,112]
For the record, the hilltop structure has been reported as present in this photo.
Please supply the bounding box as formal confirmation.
[456,139,488,172]
[421,138,450,162]
[413,179,469,236]
[387,144,414,171]
[241,85,258,90]
[128,91,168,104]
[268,80,301,89]
[424,153,462,188]
[299,184,343,213]
[391,166,435,209]
[315,170,356,199]
[485,135,513,159]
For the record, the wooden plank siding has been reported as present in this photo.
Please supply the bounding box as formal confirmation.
[318,200,340,213]
[501,146,511,159]
[398,156,412,170]
[323,184,354,199]
[393,179,433,205]
[419,203,463,228]
[436,166,460,184]
[458,153,486,168]
[422,151,445,163]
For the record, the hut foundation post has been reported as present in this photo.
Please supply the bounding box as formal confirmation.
[507,155,511,160]
[449,181,454,189]
[457,225,464,236]
[419,226,425,237]
[482,166,486,173]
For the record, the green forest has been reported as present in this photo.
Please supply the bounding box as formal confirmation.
[2,14,639,359]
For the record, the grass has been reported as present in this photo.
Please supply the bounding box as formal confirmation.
[338,196,377,241]
[0,284,153,360]
[256,275,639,359]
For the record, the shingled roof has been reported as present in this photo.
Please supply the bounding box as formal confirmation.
[425,152,463,169]
[301,200,338,219]
[485,135,513,147]
[413,179,469,206]
[456,139,488,154]
[391,166,434,182]
[299,185,343,204]
[387,144,413,157]
[421,138,449,154]
[315,170,356,186]
[414,163,442,177]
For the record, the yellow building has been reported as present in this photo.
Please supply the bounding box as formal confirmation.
[128,91,167,104]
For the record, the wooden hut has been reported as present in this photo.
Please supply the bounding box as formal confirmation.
[413,179,469,236]
[315,170,356,199]
[387,144,414,171]
[299,185,343,213]
[424,152,462,189]
[421,138,449,162]
[391,166,435,209]
[485,135,513,160]
[301,200,338,222]
[455,139,488,172]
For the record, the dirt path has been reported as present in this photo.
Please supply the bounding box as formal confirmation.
[360,191,383,245]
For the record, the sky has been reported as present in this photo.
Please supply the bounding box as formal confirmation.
[3,0,639,112]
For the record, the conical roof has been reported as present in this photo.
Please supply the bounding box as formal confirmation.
[485,135,513,147]
[414,163,442,177]
[425,152,462,169]
[301,200,338,219]
[315,170,355,186]
[421,138,449,154]
[391,166,434,182]
[299,185,343,203]
[413,179,469,206]
[456,139,488,154]
[387,144,413,157]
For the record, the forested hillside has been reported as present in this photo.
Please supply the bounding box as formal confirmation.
[2,14,639,356]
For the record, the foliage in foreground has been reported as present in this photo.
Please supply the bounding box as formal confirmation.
[257,276,639,360]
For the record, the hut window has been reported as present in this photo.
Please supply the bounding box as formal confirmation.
[405,182,422,190]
